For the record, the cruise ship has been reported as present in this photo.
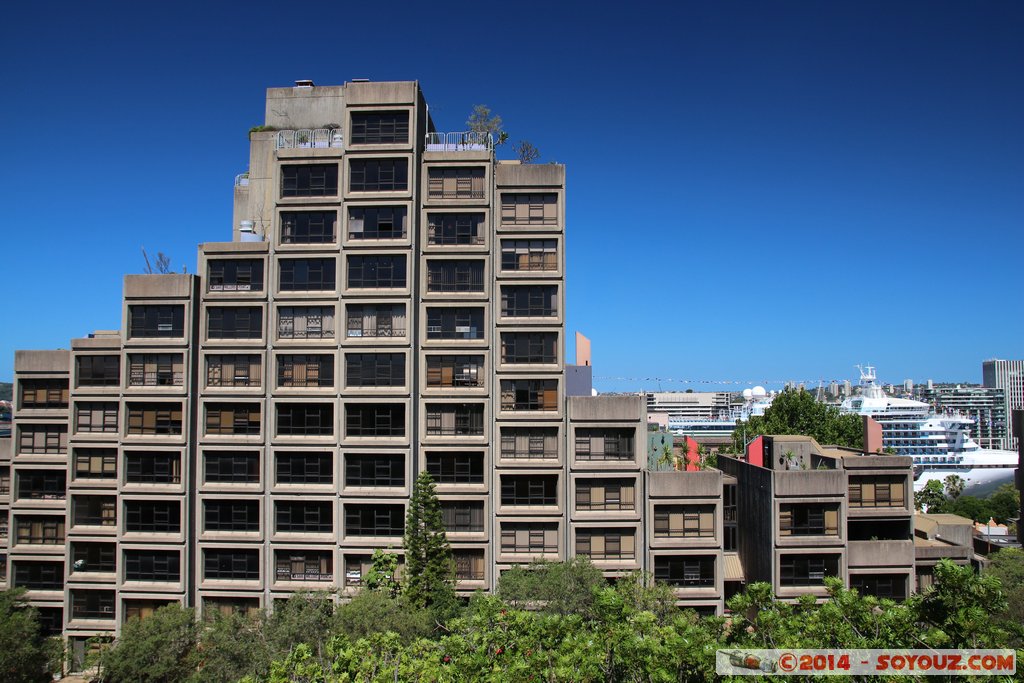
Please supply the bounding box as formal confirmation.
[840,366,1019,495]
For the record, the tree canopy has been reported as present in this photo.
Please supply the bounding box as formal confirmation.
[0,589,59,683]
[731,388,864,451]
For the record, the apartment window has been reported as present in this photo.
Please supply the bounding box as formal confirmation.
[426,260,485,293]
[18,425,68,454]
[654,556,715,587]
[348,206,407,240]
[15,516,65,545]
[127,403,183,435]
[345,453,404,487]
[206,354,262,388]
[276,452,332,485]
[124,501,180,533]
[207,307,263,339]
[576,529,636,560]
[280,211,336,244]
[70,590,115,620]
[71,543,115,573]
[848,477,906,508]
[204,500,260,532]
[125,452,181,484]
[501,193,558,225]
[127,305,185,338]
[77,355,120,387]
[279,258,336,291]
[281,163,338,197]
[205,451,260,483]
[13,561,65,590]
[205,403,261,436]
[0,468,7,495]
[500,523,558,554]
[425,307,484,340]
[441,501,485,533]
[345,404,404,437]
[500,239,557,271]
[575,479,636,512]
[276,501,333,533]
[124,550,180,582]
[500,379,558,411]
[129,353,184,387]
[74,402,118,433]
[500,427,559,460]
[501,475,558,506]
[351,111,409,144]
[277,403,333,436]
[427,213,485,245]
[276,551,333,582]
[124,600,175,621]
[345,353,404,388]
[347,254,407,289]
[344,555,375,587]
[779,504,840,536]
[653,505,715,538]
[73,496,117,527]
[203,549,259,580]
[501,333,557,364]
[346,303,406,338]
[345,504,404,536]
[204,598,260,619]
[453,550,485,581]
[278,355,334,388]
[425,355,484,388]
[19,379,69,409]
[208,259,264,292]
[575,429,634,461]
[850,574,907,600]
[425,404,484,436]
[426,452,484,484]
[16,470,66,500]
[349,158,408,192]
[427,167,485,199]
[277,306,335,339]
[780,555,840,586]
[501,285,557,317]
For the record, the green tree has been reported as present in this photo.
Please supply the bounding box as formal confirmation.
[264,592,335,667]
[0,589,60,683]
[466,104,509,145]
[332,590,434,642]
[918,559,1010,647]
[944,474,966,500]
[731,388,863,452]
[986,547,1024,639]
[915,479,947,512]
[364,548,401,597]
[403,472,457,618]
[193,610,269,683]
[101,605,200,683]
[498,557,607,618]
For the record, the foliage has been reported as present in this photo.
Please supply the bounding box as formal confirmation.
[264,592,335,666]
[193,610,269,683]
[915,479,947,511]
[332,591,433,642]
[918,559,1010,647]
[944,473,966,500]
[497,556,607,617]
[364,548,401,597]
[0,589,60,683]
[466,104,509,145]
[101,604,200,683]
[512,140,540,163]
[731,388,863,452]
[403,472,457,620]
[986,547,1024,642]
[249,124,278,136]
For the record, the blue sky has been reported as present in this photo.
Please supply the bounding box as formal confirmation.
[2,1,1021,391]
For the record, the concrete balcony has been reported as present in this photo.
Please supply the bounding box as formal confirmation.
[276,129,343,149]
[848,539,914,568]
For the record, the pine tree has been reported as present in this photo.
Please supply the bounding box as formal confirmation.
[403,472,456,616]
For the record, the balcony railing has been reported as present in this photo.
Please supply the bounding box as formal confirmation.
[276,129,343,149]
[425,131,493,152]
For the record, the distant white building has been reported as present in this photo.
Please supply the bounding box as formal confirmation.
[983,359,1024,450]
[644,391,732,420]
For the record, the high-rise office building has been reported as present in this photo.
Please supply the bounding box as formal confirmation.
[983,359,1024,450]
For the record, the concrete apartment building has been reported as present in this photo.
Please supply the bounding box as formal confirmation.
[983,359,1024,450]
[0,80,982,654]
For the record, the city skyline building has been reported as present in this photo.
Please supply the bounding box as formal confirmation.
[983,359,1023,450]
